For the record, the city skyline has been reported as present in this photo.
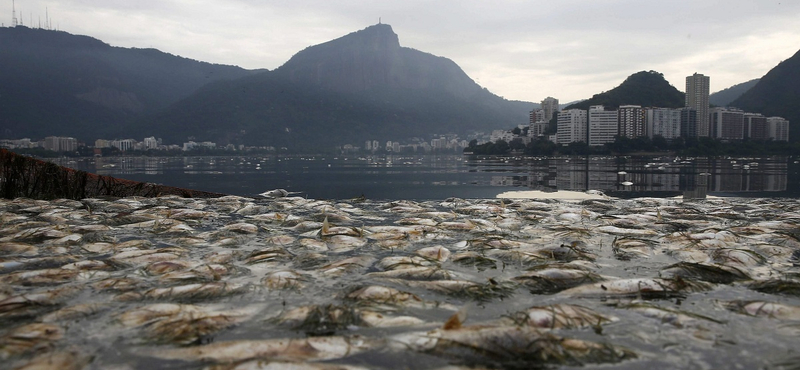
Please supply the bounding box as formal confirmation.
[1,1,798,103]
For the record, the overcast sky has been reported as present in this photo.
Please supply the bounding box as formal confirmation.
[4,0,800,103]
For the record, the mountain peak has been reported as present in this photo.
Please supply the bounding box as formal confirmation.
[352,23,400,49]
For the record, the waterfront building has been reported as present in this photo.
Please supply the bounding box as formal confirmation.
[686,73,710,137]
[556,109,587,145]
[143,137,159,150]
[646,108,681,139]
[43,136,77,152]
[709,107,744,141]
[618,105,645,138]
[587,105,618,146]
[680,108,698,138]
[111,139,137,152]
[767,117,790,141]
[744,113,768,140]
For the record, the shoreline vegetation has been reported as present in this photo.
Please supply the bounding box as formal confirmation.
[464,136,800,156]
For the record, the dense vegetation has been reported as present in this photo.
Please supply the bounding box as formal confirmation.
[709,78,759,107]
[0,26,256,141]
[731,49,800,142]
[564,71,685,110]
[466,136,800,156]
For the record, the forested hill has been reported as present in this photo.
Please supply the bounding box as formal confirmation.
[564,71,684,110]
[131,24,534,148]
[709,78,759,107]
[0,26,258,140]
[731,49,800,142]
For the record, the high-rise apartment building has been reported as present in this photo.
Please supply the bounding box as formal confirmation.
[556,109,587,145]
[541,97,560,122]
[646,108,681,139]
[744,113,768,140]
[709,107,744,140]
[686,73,710,137]
[766,117,790,141]
[618,105,645,138]
[680,108,698,138]
[588,105,618,146]
[529,109,546,125]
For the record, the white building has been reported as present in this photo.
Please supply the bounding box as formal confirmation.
[143,137,159,150]
[767,117,790,141]
[646,108,681,139]
[588,105,618,146]
[43,136,78,152]
[111,139,137,152]
[490,130,515,143]
[556,109,587,145]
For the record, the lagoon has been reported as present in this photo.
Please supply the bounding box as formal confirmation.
[49,154,800,200]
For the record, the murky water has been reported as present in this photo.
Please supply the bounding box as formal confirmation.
[48,155,800,200]
[2,194,799,369]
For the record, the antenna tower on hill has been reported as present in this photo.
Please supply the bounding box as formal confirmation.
[12,0,18,27]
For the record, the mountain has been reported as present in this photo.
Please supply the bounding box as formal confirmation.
[709,78,759,107]
[132,24,532,148]
[0,26,258,141]
[564,71,684,110]
[731,49,800,141]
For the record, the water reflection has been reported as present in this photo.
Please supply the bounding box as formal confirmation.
[470,156,789,198]
[46,155,795,200]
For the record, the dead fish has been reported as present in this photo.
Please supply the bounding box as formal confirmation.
[376,256,437,271]
[0,323,63,359]
[559,278,712,299]
[451,252,498,271]
[9,349,90,370]
[344,285,426,308]
[502,304,618,329]
[116,282,251,302]
[41,302,110,323]
[513,268,604,294]
[596,225,658,237]
[222,223,260,234]
[206,360,370,370]
[725,301,800,320]
[367,266,464,281]
[747,279,800,296]
[317,256,374,276]
[618,302,724,328]
[659,262,750,284]
[389,324,634,368]
[262,270,309,290]
[0,268,79,286]
[0,242,38,257]
[117,303,255,344]
[146,335,374,363]
[386,279,517,302]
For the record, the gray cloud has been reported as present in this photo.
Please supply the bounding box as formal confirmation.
[3,0,799,102]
